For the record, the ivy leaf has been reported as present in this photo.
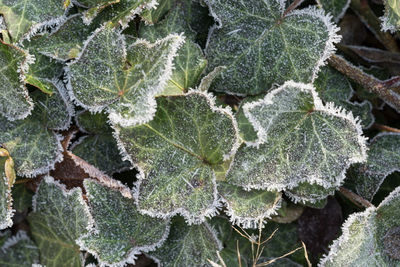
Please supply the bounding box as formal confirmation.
[28,176,91,267]
[11,184,33,212]
[285,182,335,205]
[149,217,222,266]
[317,0,350,22]
[68,24,184,127]
[227,81,367,192]
[314,66,374,129]
[77,179,170,266]
[74,0,120,23]
[218,181,282,229]
[0,0,66,43]
[140,0,173,24]
[0,41,34,121]
[0,231,40,266]
[139,1,207,95]
[114,91,239,223]
[320,186,400,266]
[72,111,130,175]
[204,0,341,95]
[0,148,15,229]
[381,0,400,33]
[236,95,263,143]
[351,133,400,201]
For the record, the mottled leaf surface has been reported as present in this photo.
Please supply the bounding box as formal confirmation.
[218,181,281,228]
[0,231,39,266]
[115,91,238,223]
[78,179,169,266]
[149,217,222,266]
[69,24,184,126]
[0,41,33,121]
[205,0,340,95]
[321,186,400,266]
[317,0,350,22]
[381,0,400,33]
[140,1,207,95]
[28,176,91,267]
[227,81,367,191]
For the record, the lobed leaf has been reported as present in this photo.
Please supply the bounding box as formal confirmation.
[114,91,239,223]
[227,81,367,192]
[0,231,39,266]
[77,179,170,266]
[381,0,400,33]
[317,0,350,22]
[204,0,341,95]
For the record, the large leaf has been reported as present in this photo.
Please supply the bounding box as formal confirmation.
[314,66,374,129]
[218,181,282,228]
[114,91,239,223]
[0,41,33,121]
[28,176,91,267]
[320,186,400,266]
[227,81,367,191]
[317,0,350,22]
[0,148,15,229]
[0,0,66,43]
[204,0,341,95]
[381,0,400,33]
[0,231,40,266]
[351,133,400,201]
[139,1,207,95]
[149,217,222,266]
[77,179,170,266]
[68,24,184,127]
[72,111,130,175]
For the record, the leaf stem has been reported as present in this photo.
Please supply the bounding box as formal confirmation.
[328,54,400,111]
[350,0,400,52]
[373,124,400,133]
[339,186,373,209]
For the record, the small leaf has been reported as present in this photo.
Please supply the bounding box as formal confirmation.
[149,217,222,266]
[218,181,282,228]
[0,41,34,121]
[75,0,120,23]
[204,0,341,95]
[114,91,239,223]
[68,24,184,127]
[28,176,92,267]
[285,182,336,205]
[140,0,174,24]
[381,0,400,33]
[317,0,350,22]
[320,186,400,266]
[227,81,367,192]
[236,94,263,143]
[0,231,39,266]
[77,179,170,266]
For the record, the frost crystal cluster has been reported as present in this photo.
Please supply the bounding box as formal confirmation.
[0,0,399,266]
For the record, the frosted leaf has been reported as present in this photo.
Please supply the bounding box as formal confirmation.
[140,0,173,24]
[320,186,400,266]
[227,81,367,191]
[285,182,336,205]
[236,94,264,143]
[0,231,39,265]
[380,0,400,33]
[0,149,15,229]
[218,181,282,229]
[204,0,341,95]
[140,1,207,95]
[314,66,374,129]
[68,24,184,127]
[317,0,350,22]
[72,111,130,175]
[149,217,222,266]
[74,0,119,23]
[11,184,33,212]
[0,0,66,43]
[0,41,33,121]
[28,176,91,267]
[351,133,400,201]
[77,179,170,266]
[114,91,239,223]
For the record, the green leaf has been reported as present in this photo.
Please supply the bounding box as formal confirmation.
[351,133,400,201]
[140,0,174,24]
[149,217,222,266]
[28,176,91,267]
[227,81,367,192]
[74,0,120,23]
[218,181,282,228]
[114,91,239,223]
[68,24,184,127]
[72,111,130,175]
[0,152,13,229]
[11,184,33,212]
[381,0,400,33]
[314,66,374,129]
[0,41,34,121]
[236,95,263,143]
[320,186,400,266]
[0,0,66,43]
[77,179,170,266]
[285,181,335,205]
[317,0,350,22]
[204,0,341,95]
[139,1,207,95]
[0,231,40,266]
